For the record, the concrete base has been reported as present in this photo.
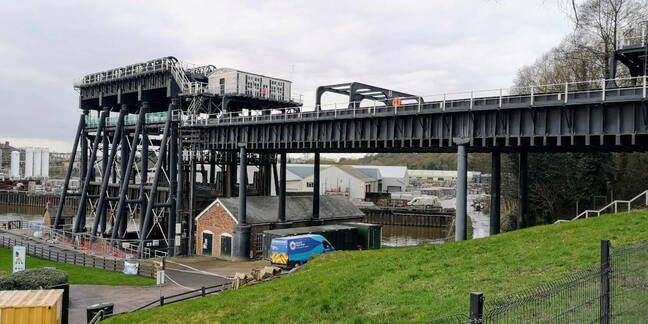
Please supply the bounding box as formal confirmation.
[274,222,292,229]
[310,219,324,226]
[233,225,251,260]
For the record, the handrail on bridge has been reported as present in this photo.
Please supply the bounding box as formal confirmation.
[181,75,647,127]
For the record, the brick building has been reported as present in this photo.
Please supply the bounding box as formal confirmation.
[195,195,364,259]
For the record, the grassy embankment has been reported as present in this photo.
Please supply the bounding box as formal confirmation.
[107,211,648,323]
[0,248,155,286]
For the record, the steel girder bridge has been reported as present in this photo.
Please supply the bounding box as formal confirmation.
[55,27,647,259]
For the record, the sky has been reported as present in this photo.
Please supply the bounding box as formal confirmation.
[0,0,573,154]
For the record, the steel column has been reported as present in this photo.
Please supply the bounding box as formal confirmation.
[54,113,85,229]
[276,151,290,229]
[74,109,108,233]
[93,108,126,235]
[312,151,320,223]
[168,99,179,256]
[113,105,146,239]
[175,126,184,255]
[188,157,195,256]
[518,149,528,229]
[490,151,501,235]
[137,103,150,238]
[455,144,468,241]
[139,103,173,254]
[233,145,250,259]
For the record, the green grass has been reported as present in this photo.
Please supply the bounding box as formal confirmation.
[106,211,648,323]
[0,248,155,286]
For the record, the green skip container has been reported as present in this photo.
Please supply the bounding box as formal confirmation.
[342,222,382,250]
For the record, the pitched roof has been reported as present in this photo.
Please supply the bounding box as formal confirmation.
[357,165,408,178]
[339,165,377,182]
[206,195,364,225]
[286,164,327,179]
[353,167,380,180]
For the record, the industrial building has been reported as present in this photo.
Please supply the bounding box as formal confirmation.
[195,195,363,258]
[285,164,409,199]
[408,170,483,183]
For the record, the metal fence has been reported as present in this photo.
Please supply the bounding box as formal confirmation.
[0,234,155,278]
[426,240,648,323]
[97,282,230,321]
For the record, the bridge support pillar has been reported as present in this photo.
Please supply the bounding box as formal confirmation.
[490,151,501,235]
[518,150,528,229]
[455,143,468,241]
[311,151,322,226]
[276,151,291,229]
[233,145,250,259]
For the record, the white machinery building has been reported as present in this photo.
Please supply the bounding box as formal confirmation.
[207,68,291,102]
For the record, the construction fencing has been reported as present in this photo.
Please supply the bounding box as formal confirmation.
[0,234,155,278]
[427,240,648,323]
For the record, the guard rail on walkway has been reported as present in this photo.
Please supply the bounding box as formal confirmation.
[101,282,231,321]
[555,190,648,223]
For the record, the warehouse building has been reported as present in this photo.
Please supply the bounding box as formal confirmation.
[195,195,364,259]
[285,164,409,199]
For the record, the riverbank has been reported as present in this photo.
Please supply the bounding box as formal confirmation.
[105,211,648,323]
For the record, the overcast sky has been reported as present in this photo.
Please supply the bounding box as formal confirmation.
[0,0,572,153]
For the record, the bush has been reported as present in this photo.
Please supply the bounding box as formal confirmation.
[0,268,68,290]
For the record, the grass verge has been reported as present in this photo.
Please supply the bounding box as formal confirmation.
[106,211,648,323]
[0,247,155,286]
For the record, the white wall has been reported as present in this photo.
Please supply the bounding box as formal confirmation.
[299,166,367,200]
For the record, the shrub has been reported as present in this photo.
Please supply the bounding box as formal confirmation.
[0,268,68,290]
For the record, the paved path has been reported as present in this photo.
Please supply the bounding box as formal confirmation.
[70,270,232,324]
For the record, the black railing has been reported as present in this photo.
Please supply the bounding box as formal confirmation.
[426,239,648,323]
[99,282,230,320]
[0,235,155,278]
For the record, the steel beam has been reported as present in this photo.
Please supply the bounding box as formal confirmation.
[74,109,109,233]
[455,143,468,241]
[139,103,174,255]
[92,108,126,235]
[113,104,146,240]
[168,98,179,256]
[137,103,149,238]
[490,151,501,235]
[54,113,85,229]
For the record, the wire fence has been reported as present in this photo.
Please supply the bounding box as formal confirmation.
[426,240,648,323]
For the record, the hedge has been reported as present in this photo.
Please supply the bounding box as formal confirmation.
[0,268,68,290]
